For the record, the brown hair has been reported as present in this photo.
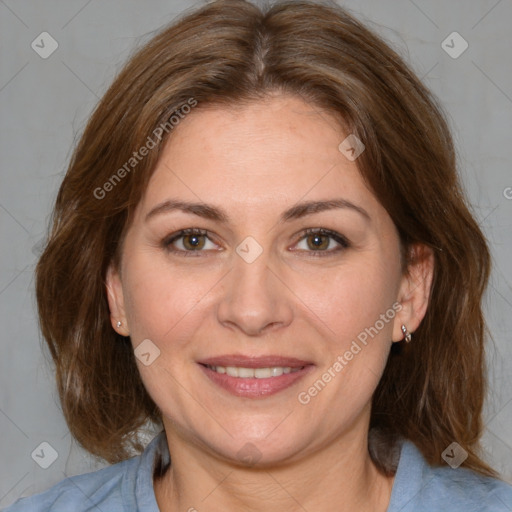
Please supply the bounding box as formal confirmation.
[36,0,495,476]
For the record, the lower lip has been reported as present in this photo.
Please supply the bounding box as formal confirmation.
[199,364,314,398]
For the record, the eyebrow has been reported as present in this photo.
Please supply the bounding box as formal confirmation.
[145,198,370,223]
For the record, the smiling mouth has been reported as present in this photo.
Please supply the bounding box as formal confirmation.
[204,364,304,378]
[198,356,314,398]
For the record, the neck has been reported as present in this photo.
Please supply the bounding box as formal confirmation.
[154,426,395,512]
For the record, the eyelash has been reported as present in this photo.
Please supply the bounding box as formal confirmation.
[162,228,350,257]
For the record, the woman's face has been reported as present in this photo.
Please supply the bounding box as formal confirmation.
[108,94,423,465]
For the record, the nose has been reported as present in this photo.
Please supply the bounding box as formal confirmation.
[216,251,294,337]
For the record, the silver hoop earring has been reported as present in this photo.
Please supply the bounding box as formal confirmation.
[401,324,412,343]
[117,321,122,328]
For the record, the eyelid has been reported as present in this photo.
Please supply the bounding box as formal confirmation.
[163,228,221,255]
[291,227,350,254]
[162,227,350,256]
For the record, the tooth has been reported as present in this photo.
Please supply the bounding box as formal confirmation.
[254,367,272,378]
[238,367,255,378]
[226,366,239,377]
[208,365,303,377]
[270,367,284,377]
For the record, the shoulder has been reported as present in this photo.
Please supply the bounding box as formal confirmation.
[421,463,512,510]
[2,433,166,512]
[3,461,132,512]
[388,440,512,512]
[1,458,137,512]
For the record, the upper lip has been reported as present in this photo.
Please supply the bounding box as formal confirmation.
[198,355,314,368]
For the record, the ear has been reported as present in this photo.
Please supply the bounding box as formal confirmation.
[105,264,130,336]
[392,243,435,342]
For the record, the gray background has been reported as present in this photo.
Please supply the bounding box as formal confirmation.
[1,0,511,507]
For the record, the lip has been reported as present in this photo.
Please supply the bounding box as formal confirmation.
[198,354,313,368]
[197,354,315,398]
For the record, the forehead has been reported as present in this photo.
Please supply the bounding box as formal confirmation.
[135,95,380,221]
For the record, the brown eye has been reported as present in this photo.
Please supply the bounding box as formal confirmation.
[306,233,330,250]
[182,233,206,250]
[164,229,219,255]
[294,228,350,255]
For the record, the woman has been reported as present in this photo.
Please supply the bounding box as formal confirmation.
[5,0,512,510]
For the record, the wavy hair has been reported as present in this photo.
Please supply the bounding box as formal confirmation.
[35,0,494,476]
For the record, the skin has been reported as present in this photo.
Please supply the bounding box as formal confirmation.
[106,94,434,512]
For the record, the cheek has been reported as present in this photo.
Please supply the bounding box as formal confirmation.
[121,249,221,345]
[123,244,400,352]
[293,263,399,426]
[120,251,219,417]
[291,256,399,346]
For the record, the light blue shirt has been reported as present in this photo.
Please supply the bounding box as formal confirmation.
[3,433,512,511]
